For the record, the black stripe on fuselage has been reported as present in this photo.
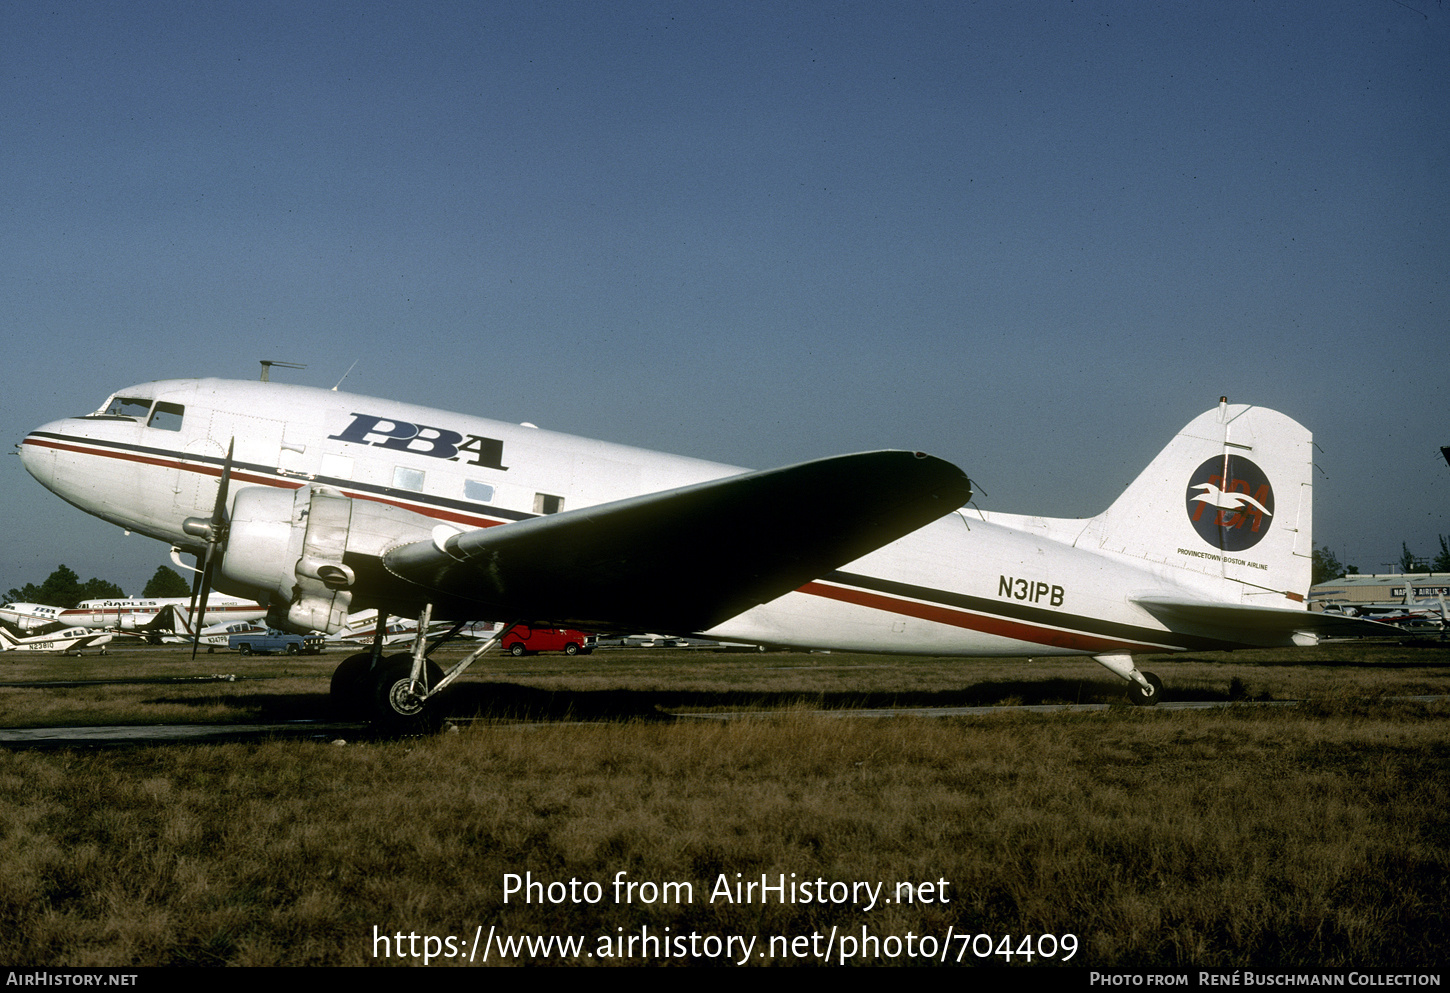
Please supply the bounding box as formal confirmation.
[821,570,1242,652]
[24,430,530,525]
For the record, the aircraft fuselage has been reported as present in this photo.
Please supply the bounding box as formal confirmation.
[20,378,1316,659]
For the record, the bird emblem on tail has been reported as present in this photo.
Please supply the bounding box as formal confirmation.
[1188,482,1273,517]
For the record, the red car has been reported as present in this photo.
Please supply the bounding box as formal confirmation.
[500,625,594,656]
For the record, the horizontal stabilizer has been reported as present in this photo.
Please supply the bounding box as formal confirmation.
[383,450,972,633]
[1133,594,1401,646]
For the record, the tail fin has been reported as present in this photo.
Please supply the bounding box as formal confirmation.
[1079,399,1313,605]
[145,603,184,635]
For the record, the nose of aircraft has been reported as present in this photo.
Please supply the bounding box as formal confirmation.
[18,420,68,489]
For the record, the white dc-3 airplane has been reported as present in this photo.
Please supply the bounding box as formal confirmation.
[18,378,1381,727]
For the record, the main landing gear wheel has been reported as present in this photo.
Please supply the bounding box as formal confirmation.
[1128,671,1164,707]
[368,654,446,733]
[329,652,375,719]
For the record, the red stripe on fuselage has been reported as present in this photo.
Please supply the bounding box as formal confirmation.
[22,436,511,531]
[797,581,1172,654]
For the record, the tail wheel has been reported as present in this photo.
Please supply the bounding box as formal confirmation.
[1128,671,1164,706]
[368,655,446,733]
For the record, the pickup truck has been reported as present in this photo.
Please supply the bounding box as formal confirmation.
[229,630,327,655]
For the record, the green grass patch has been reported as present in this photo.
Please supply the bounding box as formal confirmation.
[1,642,1446,966]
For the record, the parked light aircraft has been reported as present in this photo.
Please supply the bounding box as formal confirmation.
[1316,581,1449,632]
[194,620,268,650]
[0,626,112,653]
[18,379,1383,727]
[326,609,448,648]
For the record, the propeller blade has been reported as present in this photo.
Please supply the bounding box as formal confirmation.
[211,438,234,531]
[186,566,202,636]
[191,438,235,660]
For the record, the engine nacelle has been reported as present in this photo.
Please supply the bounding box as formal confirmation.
[219,484,441,634]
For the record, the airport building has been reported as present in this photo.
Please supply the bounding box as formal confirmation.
[1309,572,1450,611]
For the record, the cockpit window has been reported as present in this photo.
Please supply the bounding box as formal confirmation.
[96,396,153,420]
[148,402,185,431]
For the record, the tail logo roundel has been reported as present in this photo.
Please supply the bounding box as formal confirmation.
[1185,456,1274,552]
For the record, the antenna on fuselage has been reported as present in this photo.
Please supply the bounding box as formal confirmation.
[259,360,306,382]
[332,359,359,391]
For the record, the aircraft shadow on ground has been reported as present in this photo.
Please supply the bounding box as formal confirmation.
[145,677,1197,725]
[123,641,1450,726]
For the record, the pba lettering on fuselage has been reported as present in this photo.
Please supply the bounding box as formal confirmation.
[328,413,509,470]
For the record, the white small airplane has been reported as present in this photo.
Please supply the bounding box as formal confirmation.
[0,625,113,653]
[1317,582,1449,631]
[326,609,434,647]
[18,378,1385,727]
[192,620,268,650]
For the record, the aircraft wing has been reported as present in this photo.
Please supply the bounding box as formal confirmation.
[380,450,972,634]
[1132,595,1403,645]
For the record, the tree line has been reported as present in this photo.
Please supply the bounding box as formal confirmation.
[4,565,192,609]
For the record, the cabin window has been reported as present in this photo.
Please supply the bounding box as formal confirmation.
[464,480,495,503]
[147,402,185,431]
[98,396,153,420]
[392,466,425,492]
[534,493,564,515]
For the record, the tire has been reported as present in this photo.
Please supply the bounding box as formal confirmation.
[286,643,299,655]
[238,644,252,656]
[329,652,375,718]
[368,655,446,733]
[564,642,580,656]
[509,642,527,656]
[1128,671,1164,707]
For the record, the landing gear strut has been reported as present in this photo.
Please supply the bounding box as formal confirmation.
[1094,652,1164,706]
[328,607,519,732]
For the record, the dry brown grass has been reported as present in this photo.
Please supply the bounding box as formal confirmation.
[0,641,1446,967]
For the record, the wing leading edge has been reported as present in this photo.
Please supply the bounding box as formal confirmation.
[381,450,972,634]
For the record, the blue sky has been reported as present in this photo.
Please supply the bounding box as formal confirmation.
[2,0,1447,595]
